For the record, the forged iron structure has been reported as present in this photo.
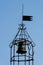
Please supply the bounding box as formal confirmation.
[9,21,35,65]
[9,4,35,65]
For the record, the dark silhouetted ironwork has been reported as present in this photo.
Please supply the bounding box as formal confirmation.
[9,4,35,65]
[9,21,35,65]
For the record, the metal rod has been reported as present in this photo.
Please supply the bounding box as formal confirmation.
[22,4,24,24]
[28,47,30,65]
[11,59,33,62]
[11,55,32,58]
[32,47,34,65]
[24,41,26,65]
[13,45,15,65]
[24,54,26,65]
[10,47,12,65]
[18,54,19,65]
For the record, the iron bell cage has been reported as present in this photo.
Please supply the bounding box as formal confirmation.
[9,23,35,65]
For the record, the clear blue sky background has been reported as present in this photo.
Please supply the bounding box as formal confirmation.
[0,0,43,65]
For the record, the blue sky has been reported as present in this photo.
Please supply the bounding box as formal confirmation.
[0,0,43,65]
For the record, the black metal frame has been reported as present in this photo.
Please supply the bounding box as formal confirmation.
[9,22,35,65]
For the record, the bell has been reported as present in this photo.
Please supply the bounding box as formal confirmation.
[16,41,27,54]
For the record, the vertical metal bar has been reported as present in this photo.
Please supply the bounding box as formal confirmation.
[24,41,26,65]
[22,4,24,24]
[18,54,19,65]
[32,47,34,65]
[13,45,15,65]
[29,48,30,65]
[10,47,12,65]
[28,46,30,65]
[24,54,26,65]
